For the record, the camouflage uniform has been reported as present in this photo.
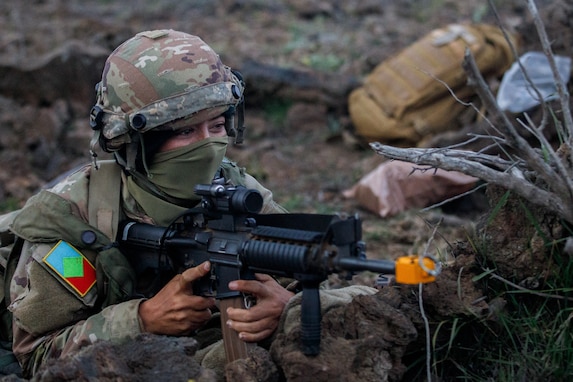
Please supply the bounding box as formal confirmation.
[7,29,288,377]
[6,29,378,380]
[8,159,285,377]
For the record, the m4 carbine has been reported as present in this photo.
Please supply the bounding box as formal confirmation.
[118,181,440,363]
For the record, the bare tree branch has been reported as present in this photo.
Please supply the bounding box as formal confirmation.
[489,0,551,135]
[462,48,572,197]
[368,0,573,225]
[370,142,572,223]
[526,0,573,141]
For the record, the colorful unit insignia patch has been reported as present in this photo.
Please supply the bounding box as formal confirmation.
[43,241,96,297]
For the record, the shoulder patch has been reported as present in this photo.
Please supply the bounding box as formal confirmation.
[43,241,96,297]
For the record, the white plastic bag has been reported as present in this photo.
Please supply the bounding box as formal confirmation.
[496,51,571,113]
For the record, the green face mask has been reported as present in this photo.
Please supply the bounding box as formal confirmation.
[126,136,228,225]
[148,136,228,200]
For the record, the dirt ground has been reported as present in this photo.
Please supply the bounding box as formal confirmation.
[0,0,535,259]
[0,0,571,381]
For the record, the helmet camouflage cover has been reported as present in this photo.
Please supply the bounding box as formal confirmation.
[90,29,245,153]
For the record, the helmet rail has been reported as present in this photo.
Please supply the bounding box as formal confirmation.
[90,80,244,152]
[89,29,247,156]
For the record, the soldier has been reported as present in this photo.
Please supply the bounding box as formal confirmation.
[6,29,295,378]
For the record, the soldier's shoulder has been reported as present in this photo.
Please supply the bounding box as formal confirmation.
[44,163,92,214]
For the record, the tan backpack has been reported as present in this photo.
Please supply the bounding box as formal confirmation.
[348,23,518,145]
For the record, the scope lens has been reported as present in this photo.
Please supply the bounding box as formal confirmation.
[231,188,263,213]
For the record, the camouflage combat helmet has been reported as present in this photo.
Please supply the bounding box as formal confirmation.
[89,29,246,170]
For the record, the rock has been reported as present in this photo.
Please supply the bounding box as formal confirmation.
[31,334,212,382]
[225,345,280,382]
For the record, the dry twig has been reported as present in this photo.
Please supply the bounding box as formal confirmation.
[370,0,573,224]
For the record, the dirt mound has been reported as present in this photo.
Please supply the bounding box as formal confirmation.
[271,288,418,381]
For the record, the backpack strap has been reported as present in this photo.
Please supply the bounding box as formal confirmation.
[88,160,122,241]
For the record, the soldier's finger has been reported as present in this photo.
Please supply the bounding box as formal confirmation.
[228,279,264,296]
[180,261,211,286]
[254,273,274,282]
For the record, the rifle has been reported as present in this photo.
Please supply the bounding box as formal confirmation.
[117,180,440,363]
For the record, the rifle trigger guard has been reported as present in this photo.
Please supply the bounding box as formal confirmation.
[243,294,256,309]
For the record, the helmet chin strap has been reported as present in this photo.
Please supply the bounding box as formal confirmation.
[89,129,102,170]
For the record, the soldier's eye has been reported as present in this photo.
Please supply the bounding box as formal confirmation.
[178,128,193,136]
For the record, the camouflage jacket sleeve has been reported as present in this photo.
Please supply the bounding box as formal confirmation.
[7,164,143,377]
[11,259,144,377]
[220,159,287,214]
[243,173,288,214]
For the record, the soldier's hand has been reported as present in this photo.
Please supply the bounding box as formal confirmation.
[138,261,216,335]
[225,274,294,342]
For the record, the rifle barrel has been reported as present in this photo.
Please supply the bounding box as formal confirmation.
[336,257,395,274]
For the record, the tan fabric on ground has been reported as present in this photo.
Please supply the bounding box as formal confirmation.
[343,160,478,218]
[195,340,226,381]
[279,286,378,336]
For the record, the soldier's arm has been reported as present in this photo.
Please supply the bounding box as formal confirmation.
[12,299,143,377]
[9,241,144,377]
